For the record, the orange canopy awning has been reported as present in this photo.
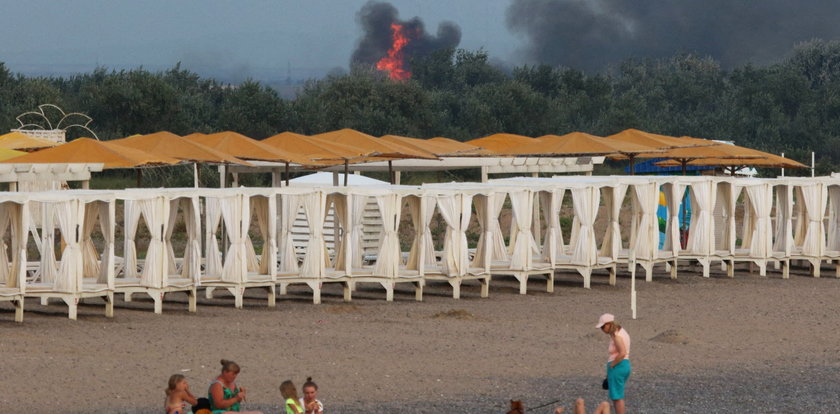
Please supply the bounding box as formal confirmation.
[0,131,60,151]
[607,129,717,151]
[309,129,437,160]
[509,132,660,156]
[184,131,313,164]
[656,144,807,169]
[110,131,251,165]
[381,135,492,156]
[2,138,179,168]
[465,133,537,154]
[262,132,358,164]
[0,148,26,162]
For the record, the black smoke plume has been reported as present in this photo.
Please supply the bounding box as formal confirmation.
[507,0,840,71]
[351,1,461,68]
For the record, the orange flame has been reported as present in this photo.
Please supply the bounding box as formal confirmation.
[376,23,411,80]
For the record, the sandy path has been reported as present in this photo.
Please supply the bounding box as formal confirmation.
[2,264,839,413]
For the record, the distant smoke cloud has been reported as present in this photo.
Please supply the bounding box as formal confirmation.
[506,0,840,71]
[351,1,461,67]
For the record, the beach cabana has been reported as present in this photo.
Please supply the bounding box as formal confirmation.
[0,194,29,321]
[202,188,277,308]
[114,190,201,313]
[24,191,116,320]
[419,184,492,299]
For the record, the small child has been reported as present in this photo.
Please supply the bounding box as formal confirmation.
[280,380,303,414]
[299,377,324,414]
[165,374,198,414]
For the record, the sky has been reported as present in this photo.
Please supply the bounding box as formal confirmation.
[0,0,516,82]
[3,1,840,83]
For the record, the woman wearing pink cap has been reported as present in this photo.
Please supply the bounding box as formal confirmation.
[597,313,631,414]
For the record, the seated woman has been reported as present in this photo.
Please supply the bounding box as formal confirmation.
[208,359,263,414]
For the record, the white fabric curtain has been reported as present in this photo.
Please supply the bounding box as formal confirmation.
[349,194,368,269]
[204,197,224,279]
[123,200,142,279]
[181,197,202,281]
[300,192,327,278]
[600,185,628,260]
[773,185,794,254]
[570,187,599,266]
[96,202,115,286]
[662,182,686,255]
[540,189,564,265]
[531,192,542,256]
[828,186,840,251]
[373,193,402,277]
[80,202,101,278]
[471,193,508,268]
[9,203,25,289]
[715,183,737,254]
[799,183,826,257]
[165,199,180,275]
[278,194,302,274]
[509,190,534,270]
[0,204,9,284]
[331,194,350,272]
[745,184,772,258]
[405,195,437,272]
[436,194,472,276]
[220,195,247,283]
[244,199,260,273]
[54,200,83,293]
[687,181,714,255]
[741,191,755,249]
[252,196,272,274]
[39,203,58,284]
[632,183,657,260]
[793,187,808,249]
[139,197,168,289]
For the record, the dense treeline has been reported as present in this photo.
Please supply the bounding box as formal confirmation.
[3,40,840,175]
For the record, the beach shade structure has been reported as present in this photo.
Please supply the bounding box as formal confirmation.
[651,142,769,175]
[465,133,537,154]
[110,131,252,187]
[656,145,807,174]
[509,132,660,158]
[309,128,438,185]
[607,129,718,174]
[184,131,314,165]
[0,131,60,151]
[262,131,364,185]
[2,138,179,169]
[380,135,492,157]
[0,148,26,162]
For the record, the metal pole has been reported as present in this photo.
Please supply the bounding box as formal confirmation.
[136,169,142,187]
[629,155,636,176]
[344,160,349,186]
[285,162,290,186]
[193,162,199,188]
[781,152,785,177]
[812,151,815,177]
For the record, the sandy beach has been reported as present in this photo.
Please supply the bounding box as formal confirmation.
[3,263,840,413]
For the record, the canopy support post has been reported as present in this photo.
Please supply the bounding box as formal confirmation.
[388,160,394,185]
[136,169,142,187]
[218,165,226,188]
[193,162,199,188]
[344,160,349,186]
[629,155,636,175]
[781,152,785,177]
[285,162,290,186]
